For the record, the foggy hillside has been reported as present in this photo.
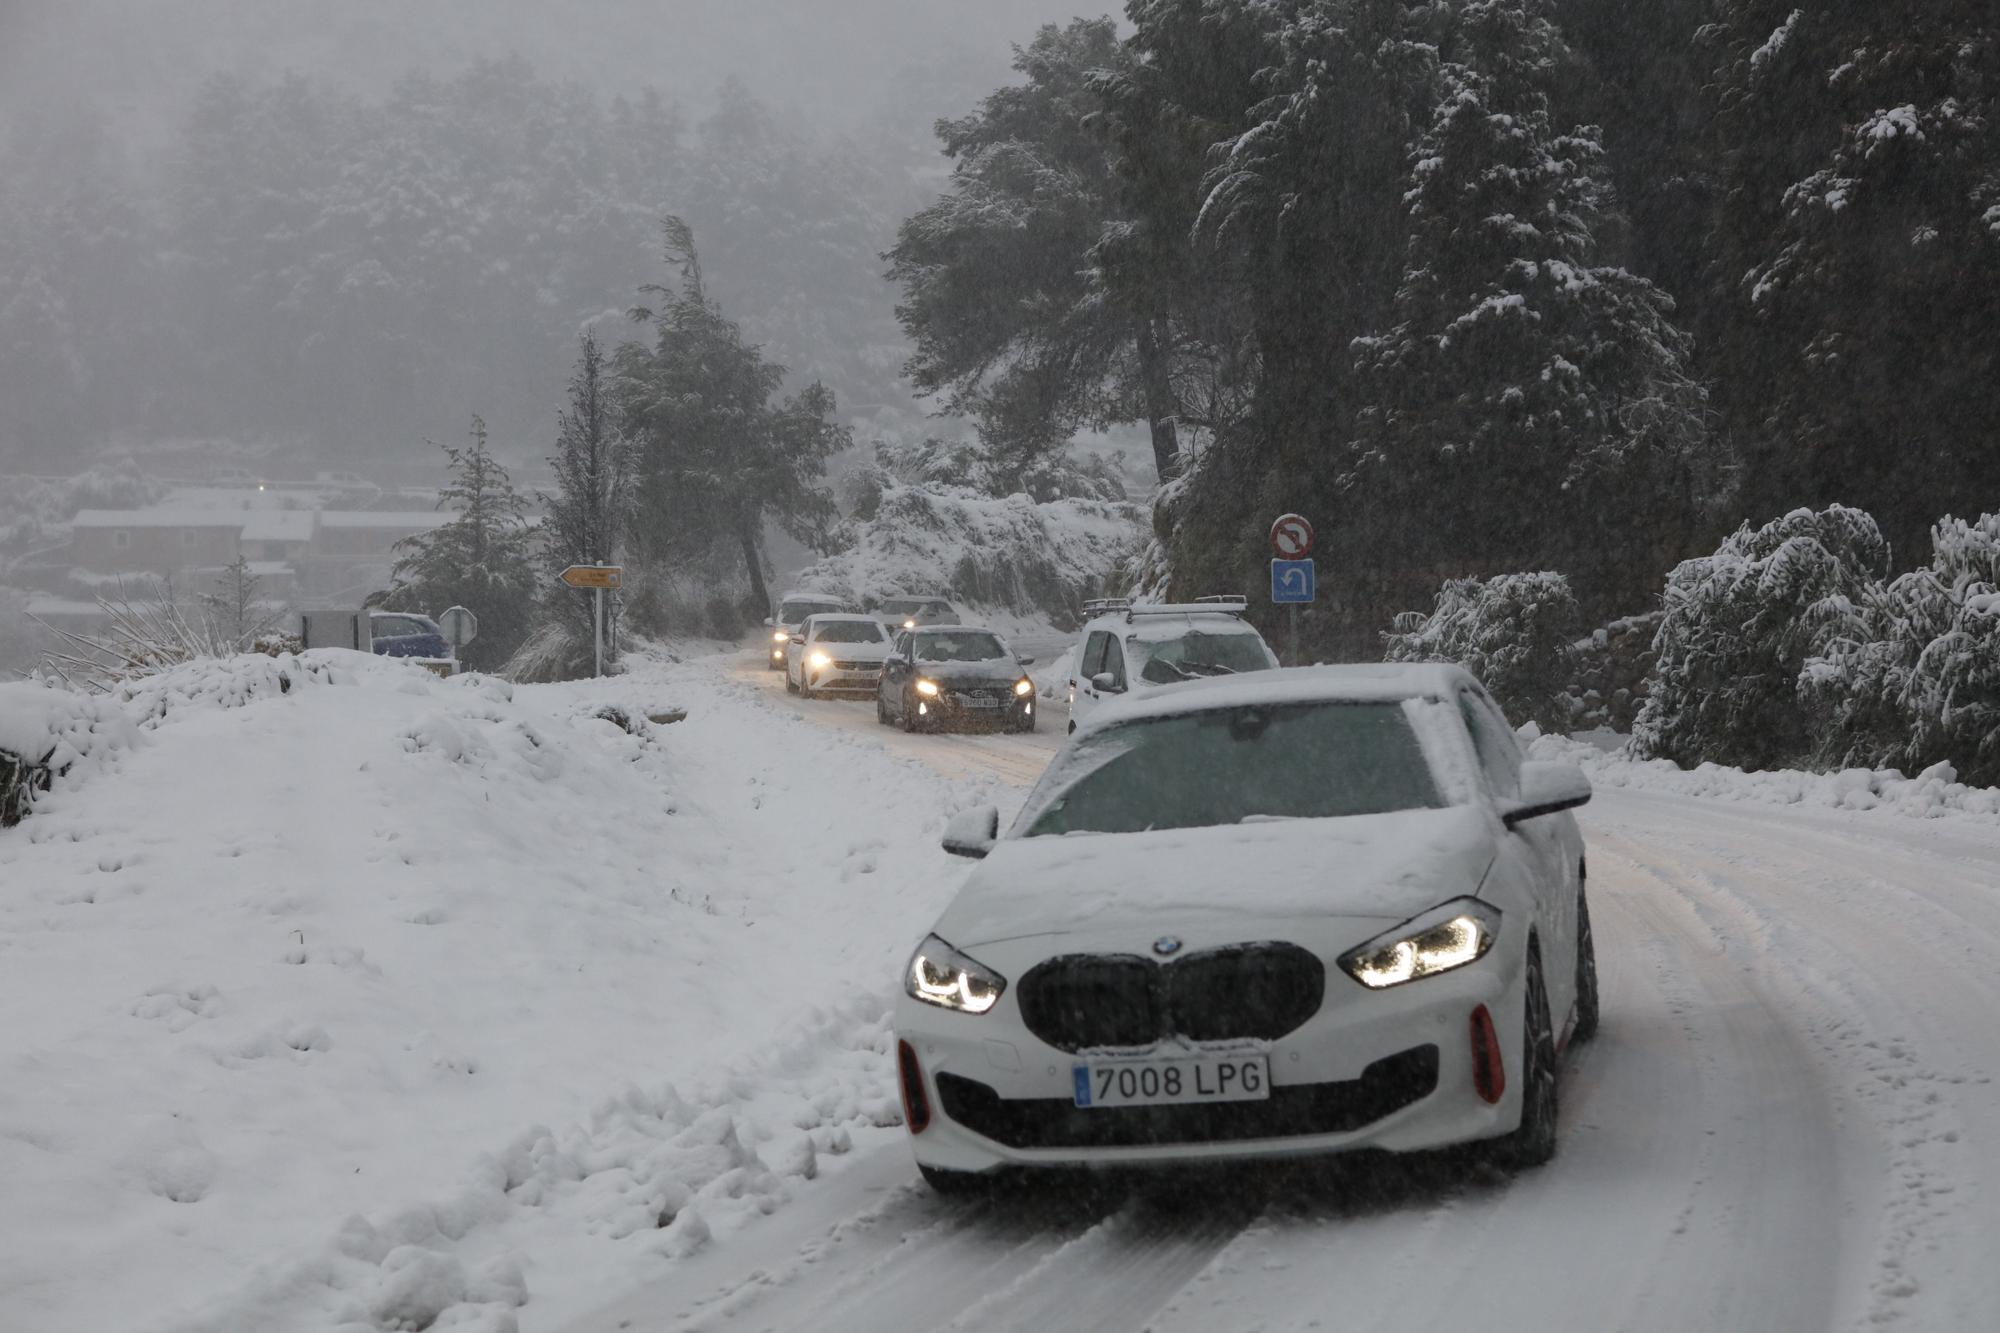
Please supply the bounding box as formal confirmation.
[0,0,1088,470]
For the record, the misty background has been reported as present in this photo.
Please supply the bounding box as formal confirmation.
[0,0,1090,473]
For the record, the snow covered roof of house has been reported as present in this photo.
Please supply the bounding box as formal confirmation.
[240,511,317,543]
[317,511,452,529]
[71,508,248,529]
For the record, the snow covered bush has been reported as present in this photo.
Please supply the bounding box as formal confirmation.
[1634,506,1891,770]
[1802,514,2000,785]
[1383,572,1584,731]
[796,477,1144,627]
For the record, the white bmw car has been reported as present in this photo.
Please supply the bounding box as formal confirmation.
[893,663,1597,1191]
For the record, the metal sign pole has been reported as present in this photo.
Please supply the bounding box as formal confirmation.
[593,586,604,678]
[1289,604,1300,667]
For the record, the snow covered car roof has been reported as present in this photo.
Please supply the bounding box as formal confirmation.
[1082,662,1478,729]
[803,613,886,627]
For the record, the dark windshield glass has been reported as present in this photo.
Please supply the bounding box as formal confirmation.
[1136,630,1274,685]
[812,620,887,644]
[881,598,926,615]
[372,616,433,638]
[913,631,1007,663]
[1023,702,1444,837]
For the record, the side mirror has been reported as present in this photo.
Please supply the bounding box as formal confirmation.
[789,634,805,645]
[942,805,1000,859]
[762,616,774,627]
[1503,762,1593,827]
[1017,655,1036,667]
[1091,671,1122,694]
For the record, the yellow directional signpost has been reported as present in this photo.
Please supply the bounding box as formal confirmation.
[560,564,625,676]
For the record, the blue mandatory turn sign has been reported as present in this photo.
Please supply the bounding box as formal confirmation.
[1271,558,1315,604]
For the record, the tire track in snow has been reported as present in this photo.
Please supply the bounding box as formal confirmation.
[1588,793,2000,1330]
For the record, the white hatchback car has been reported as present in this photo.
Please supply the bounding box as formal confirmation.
[785,613,894,698]
[1065,598,1279,732]
[893,664,1596,1191]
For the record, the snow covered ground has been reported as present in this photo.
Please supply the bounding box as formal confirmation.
[5,646,2000,1332]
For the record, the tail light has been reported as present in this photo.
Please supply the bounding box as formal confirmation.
[1469,1004,1506,1105]
[897,1039,932,1134]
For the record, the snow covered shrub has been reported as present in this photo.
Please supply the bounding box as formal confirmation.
[1634,506,1891,770]
[1384,572,1584,731]
[1803,514,2000,785]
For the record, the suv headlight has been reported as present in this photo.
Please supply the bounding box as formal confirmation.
[773,630,789,643]
[1012,677,1033,696]
[808,649,831,670]
[906,934,1006,1014]
[1338,898,1500,989]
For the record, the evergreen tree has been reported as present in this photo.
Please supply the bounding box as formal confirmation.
[616,218,846,622]
[1703,2,2000,564]
[540,332,635,672]
[379,415,538,671]
[887,20,1186,485]
[1347,0,1708,616]
[200,554,274,648]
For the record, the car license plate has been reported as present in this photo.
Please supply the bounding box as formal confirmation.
[962,695,999,708]
[1072,1055,1270,1108]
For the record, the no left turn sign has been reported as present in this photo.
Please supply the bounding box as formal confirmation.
[1270,513,1315,559]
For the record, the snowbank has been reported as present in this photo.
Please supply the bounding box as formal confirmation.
[0,651,987,1333]
[1528,731,2000,822]
[796,480,1144,628]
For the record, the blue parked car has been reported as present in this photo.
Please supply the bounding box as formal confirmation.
[369,611,453,661]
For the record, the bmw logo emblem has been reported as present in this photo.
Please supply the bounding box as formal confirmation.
[1153,936,1183,957]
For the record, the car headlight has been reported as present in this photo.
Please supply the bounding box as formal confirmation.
[906,934,1006,1014]
[808,650,831,670]
[903,619,917,629]
[915,678,940,697]
[1338,898,1500,989]
[1013,678,1033,697]
[773,630,789,643]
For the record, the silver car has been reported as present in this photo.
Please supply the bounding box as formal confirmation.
[876,596,961,632]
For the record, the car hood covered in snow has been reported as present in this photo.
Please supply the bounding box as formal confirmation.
[933,805,1499,948]
[911,658,1028,685]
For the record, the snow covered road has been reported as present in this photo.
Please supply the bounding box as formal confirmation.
[566,657,2000,1333]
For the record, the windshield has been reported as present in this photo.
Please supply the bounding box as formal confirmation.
[1136,630,1275,685]
[1023,701,1445,837]
[912,631,1007,663]
[812,619,887,644]
[881,598,926,615]
[780,599,842,622]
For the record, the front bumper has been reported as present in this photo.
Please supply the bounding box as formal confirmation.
[916,685,1035,729]
[806,661,884,692]
[893,926,1527,1174]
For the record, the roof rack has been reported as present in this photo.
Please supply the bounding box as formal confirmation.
[1124,597,1250,621]
[1081,597,1133,616]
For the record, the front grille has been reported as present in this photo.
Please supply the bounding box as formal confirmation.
[830,660,879,672]
[1016,943,1325,1052]
[934,1045,1439,1150]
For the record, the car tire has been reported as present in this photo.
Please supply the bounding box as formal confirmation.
[1481,945,1559,1170]
[801,679,816,701]
[900,693,920,733]
[1067,720,1076,735]
[1571,884,1600,1045]
[876,694,891,725]
[919,1163,993,1196]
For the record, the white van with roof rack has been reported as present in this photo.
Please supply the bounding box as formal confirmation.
[1064,595,1279,732]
